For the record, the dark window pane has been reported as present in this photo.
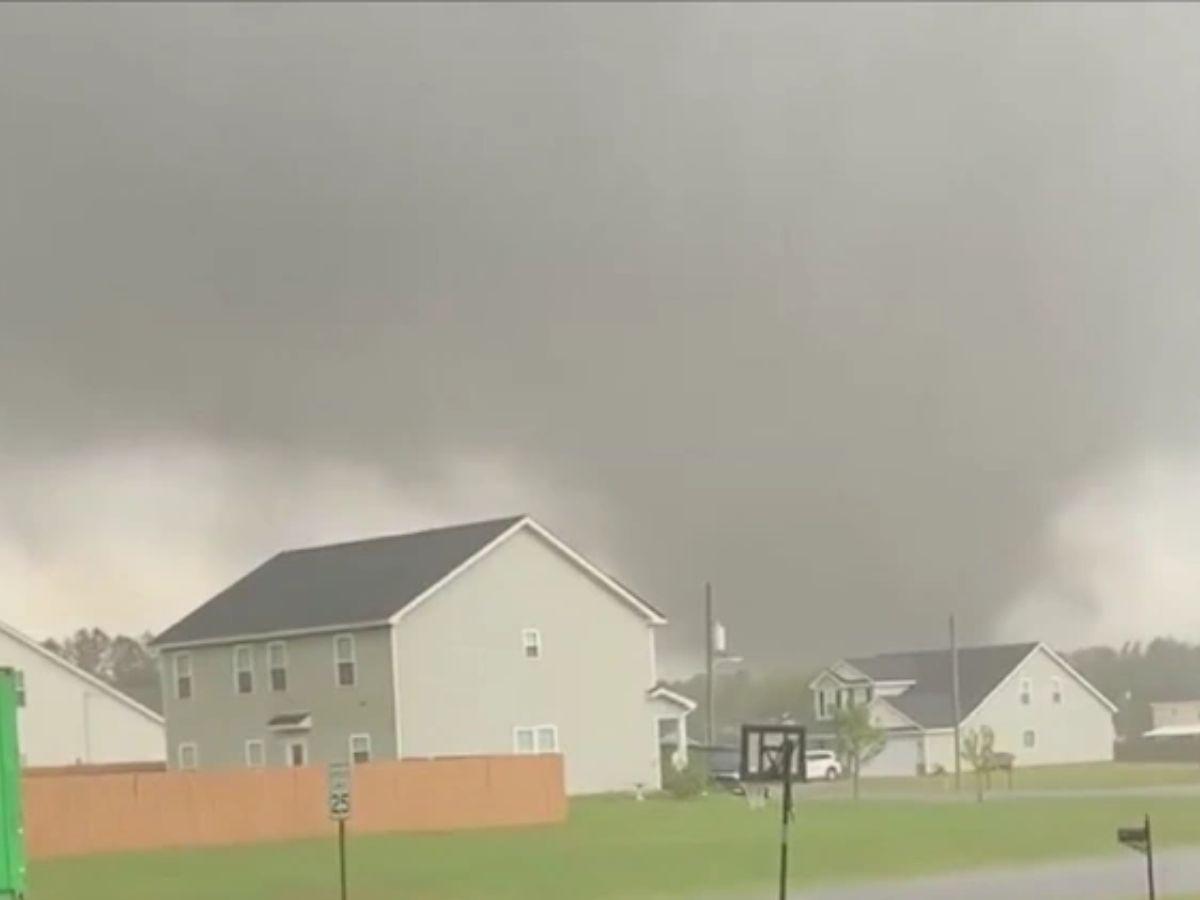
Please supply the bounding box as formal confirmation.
[238,672,253,694]
[271,668,287,692]
[178,677,192,700]
[338,662,356,686]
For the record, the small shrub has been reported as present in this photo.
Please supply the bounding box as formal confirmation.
[662,759,709,799]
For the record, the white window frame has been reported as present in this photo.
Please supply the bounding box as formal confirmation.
[1023,729,1037,749]
[177,742,199,770]
[268,641,288,693]
[1019,677,1032,706]
[521,628,542,660]
[513,724,559,755]
[349,733,372,764]
[245,739,265,768]
[174,652,194,701]
[286,738,309,768]
[334,633,357,687]
[233,644,255,695]
[1050,677,1062,704]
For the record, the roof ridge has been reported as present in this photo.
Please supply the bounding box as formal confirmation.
[279,514,527,556]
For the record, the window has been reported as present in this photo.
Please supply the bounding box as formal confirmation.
[536,725,558,753]
[349,733,372,764]
[268,642,288,692]
[178,742,199,770]
[1023,729,1036,749]
[1051,677,1062,705]
[14,671,25,708]
[1019,678,1032,706]
[245,740,265,768]
[514,725,558,754]
[287,739,308,767]
[234,645,254,695]
[816,690,829,720]
[522,629,542,659]
[334,634,356,687]
[175,653,193,700]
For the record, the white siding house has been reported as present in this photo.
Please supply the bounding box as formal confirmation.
[809,642,1116,777]
[0,619,165,767]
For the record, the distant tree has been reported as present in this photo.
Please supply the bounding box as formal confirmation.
[832,704,886,800]
[42,628,162,713]
[960,725,995,802]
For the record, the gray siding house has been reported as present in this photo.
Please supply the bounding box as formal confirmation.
[153,516,692,794]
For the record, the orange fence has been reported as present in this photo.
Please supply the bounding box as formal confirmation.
[24,754,566,859]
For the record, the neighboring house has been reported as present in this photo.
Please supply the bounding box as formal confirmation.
[0,619,165,767]
[152,515,692,795]
[1149,699,1200,731]
[1144,699,1200,738]
[807,642,1117,776]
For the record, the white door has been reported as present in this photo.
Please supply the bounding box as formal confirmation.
[286,739,308,767]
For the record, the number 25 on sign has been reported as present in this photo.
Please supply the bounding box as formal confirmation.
[328,761,352,821]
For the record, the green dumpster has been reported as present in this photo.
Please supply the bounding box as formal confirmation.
[0,668,26,899]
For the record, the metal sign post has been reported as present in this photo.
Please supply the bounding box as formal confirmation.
[1118,814,1155,900]
[328,762,352,900]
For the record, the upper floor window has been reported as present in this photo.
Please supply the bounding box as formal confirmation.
[1051,677,1062,705]
[1023,729,1037,749]
[14,671,25,708]
[178,742,199,770]
[816,690,829,720]
[1019,678,1032,706]
[234,645,254,695]
[350,733,372,764]
[522,629,542,659]
[268,642,288,692]
[175,653,193,700]
[334,634,356,687]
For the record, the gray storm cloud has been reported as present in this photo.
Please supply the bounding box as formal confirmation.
[3,4,1200,673]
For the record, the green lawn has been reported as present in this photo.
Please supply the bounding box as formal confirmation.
[29,775,1200,900]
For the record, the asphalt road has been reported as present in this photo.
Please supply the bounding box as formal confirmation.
[783,847,1200,899]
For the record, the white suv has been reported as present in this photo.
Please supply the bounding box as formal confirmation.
[805,750,842,781]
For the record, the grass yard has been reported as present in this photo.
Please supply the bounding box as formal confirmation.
[30,773,1200,900]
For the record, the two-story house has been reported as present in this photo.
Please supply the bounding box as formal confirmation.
[152,515,693,794]
[807,642,1116,776]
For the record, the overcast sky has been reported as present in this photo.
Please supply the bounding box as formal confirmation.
[4,4,1200,674]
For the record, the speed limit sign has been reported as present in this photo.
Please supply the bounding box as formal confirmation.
[328,761,352,821]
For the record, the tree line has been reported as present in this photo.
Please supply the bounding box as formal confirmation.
[41,628,163,713]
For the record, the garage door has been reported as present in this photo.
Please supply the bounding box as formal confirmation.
[861,734,921,777]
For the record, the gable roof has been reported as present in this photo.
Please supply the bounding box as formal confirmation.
[844,642,1040,728]
[0,619,164,726]
[154,515,666,648]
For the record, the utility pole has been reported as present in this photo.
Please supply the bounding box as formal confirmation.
[950,615,962,792]
[705,582,715,746]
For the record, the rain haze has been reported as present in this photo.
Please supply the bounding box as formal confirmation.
[4,4,1200,675]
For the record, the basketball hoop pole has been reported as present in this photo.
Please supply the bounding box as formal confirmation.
[778,738,796,900]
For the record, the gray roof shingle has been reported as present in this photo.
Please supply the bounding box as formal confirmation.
[154,516,525,646]
[847,643,1039,728]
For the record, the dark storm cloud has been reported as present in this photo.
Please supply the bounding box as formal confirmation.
[3,4,1200,669]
